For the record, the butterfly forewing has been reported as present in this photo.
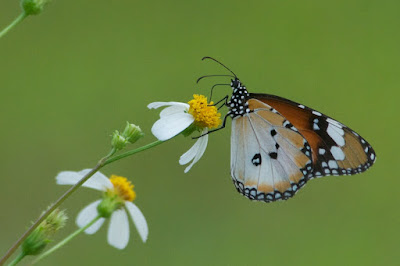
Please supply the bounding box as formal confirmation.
[231,99,313,202]
[250,93,376,179]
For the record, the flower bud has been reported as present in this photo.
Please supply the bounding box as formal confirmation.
[21,0,51,15]
[111,130,127,150]
[22,208,67,256]
[122,122,144,144]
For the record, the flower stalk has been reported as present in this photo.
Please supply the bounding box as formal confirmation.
[105,140,164,166]
[8,252,25,266]
[0,13,27,39]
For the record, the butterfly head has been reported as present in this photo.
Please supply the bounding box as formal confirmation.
[230,77,241,89]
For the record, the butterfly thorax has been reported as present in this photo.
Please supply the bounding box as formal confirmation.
[228,78,251,118]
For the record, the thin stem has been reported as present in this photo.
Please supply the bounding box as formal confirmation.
[0,13,28,39]
[0,149,116,265]
[104,140,164,165]
[33,215,102,264]
[7,252,25,266]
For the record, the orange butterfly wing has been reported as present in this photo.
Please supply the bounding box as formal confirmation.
[250,93,376,178]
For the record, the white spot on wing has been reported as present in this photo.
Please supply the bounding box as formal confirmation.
[312,111,322,116]
[319,148,326,155]
[327,124,345,146]
[328,160,338,169]
[330,146,345,160]
[327,118,343,128]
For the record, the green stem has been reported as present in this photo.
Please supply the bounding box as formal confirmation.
[7,252,25,266]
[0,148,116,265]
[33,215,102,264]
[0,13,28,39]
[104,140,164,165]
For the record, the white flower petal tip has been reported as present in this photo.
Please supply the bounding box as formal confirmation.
[151,113,194,141]
[147,102,189,110]
[76,200,105,234]
[56,169,112,191]
[179,129,209,173]
[125,202,149,243]
[108,209,130,249]
[56,171,81,185]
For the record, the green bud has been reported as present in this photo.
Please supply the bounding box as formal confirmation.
[22,208,67,256]
[97,196,121,218]
[22,227,47,256]
[111,130,127,150]
[122,122,144,144]
[21,0,51,15]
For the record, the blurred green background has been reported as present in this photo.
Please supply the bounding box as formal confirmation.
[1,0,399,265]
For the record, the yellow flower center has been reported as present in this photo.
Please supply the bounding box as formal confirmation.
[188,94,221,129]
[109,175,136,202]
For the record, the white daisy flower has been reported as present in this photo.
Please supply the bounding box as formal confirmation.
[148,94,221,173]
[56,169,148,249]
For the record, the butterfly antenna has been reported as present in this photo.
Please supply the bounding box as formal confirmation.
[196,74,235,83]
[209,83,230,101]
[202,56,237,78]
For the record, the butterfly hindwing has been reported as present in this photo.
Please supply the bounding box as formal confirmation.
[231,99,313,202]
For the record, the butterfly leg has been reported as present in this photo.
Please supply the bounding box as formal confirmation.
[192,113,230,139]
[208,95,229,108]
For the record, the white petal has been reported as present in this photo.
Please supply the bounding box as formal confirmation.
[76,200,105,234]
[183,130,209,173]
[179,138,201,165]
[151,113,194,141]
[160,104,188,118]
[107,209,130,249]
[56,169,112,191]
[147,102,189,110]
[125,202,148,242]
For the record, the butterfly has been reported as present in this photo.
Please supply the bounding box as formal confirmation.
[198,57,376,202]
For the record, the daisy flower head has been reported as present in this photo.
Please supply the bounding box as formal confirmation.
[148,94,221,173]
[56,170,148,249]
